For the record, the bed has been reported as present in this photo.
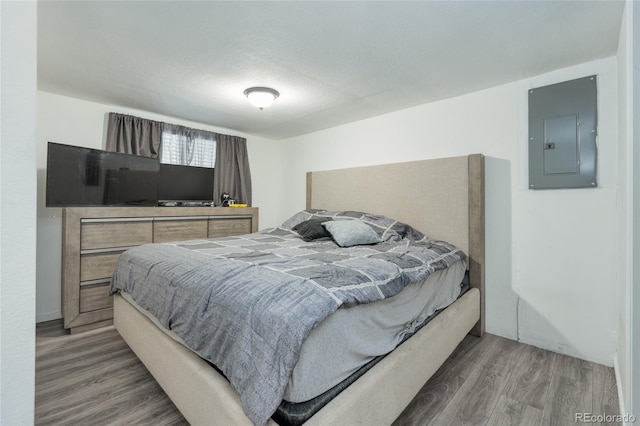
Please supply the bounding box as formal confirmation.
[112,153,485,425]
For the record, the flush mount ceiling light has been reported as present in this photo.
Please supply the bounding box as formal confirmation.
[243,87,279,110]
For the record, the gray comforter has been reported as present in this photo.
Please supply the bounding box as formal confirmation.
[110,210,465,425]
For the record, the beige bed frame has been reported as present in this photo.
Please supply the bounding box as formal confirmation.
[114,154,485,425]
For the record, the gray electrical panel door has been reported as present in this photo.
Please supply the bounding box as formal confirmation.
[528,76,597,190]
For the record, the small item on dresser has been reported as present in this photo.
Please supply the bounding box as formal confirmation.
[229,203,247,208]
[221,191,233,207]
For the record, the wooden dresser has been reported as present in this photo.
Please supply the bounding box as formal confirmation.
[62,206,259,333]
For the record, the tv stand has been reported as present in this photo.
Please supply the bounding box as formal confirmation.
[157,201,214,207]
[61,206,258,333]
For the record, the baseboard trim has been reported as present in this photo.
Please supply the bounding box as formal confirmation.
[614,357,631,426]
[36,311,62,323]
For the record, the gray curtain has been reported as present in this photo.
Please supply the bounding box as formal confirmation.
[106,112,252,206]
[214,134,252,206]
[105,112,163,158]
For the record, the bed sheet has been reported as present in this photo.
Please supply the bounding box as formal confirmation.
[285,258,465,402]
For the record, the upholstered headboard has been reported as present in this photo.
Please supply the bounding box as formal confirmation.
[306,154,485,335]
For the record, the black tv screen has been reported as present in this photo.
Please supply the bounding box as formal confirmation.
[46,142,159,207]
[158,163,214,202]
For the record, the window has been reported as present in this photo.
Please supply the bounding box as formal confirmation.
[160,132,216,168]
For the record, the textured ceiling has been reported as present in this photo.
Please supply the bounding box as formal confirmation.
[38,1,625,140]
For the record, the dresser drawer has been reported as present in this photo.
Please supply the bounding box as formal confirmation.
[208,218,252,238]
[80,251,123,282]
[153,218,208,243]
[80,283,113,313]
[81,220,152,250]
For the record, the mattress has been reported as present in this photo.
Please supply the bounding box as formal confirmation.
[118,258,465,404]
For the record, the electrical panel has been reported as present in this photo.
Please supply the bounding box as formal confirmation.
[528,76,597,190]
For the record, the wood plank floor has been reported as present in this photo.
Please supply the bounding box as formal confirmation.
[35,320,620,426]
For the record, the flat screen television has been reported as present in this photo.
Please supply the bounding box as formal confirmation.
[157,163,214,203]
[46,142,159,207]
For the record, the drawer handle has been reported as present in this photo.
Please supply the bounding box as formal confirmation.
[154,216,209,221]
[80,246,134,255]
[81,217,153,223]
[208,215,252,220]
[80,278,111,287]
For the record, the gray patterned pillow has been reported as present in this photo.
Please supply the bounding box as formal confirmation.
[322,219,382,247]
[279,209,425,242]
[279,209,324,230]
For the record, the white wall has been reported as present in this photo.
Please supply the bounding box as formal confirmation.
[631,0,639,419]
[515,61,617,366]
[0,1,37,424]
[36,92,285,322]
[616,0,633,419]
[279,58,619,365]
